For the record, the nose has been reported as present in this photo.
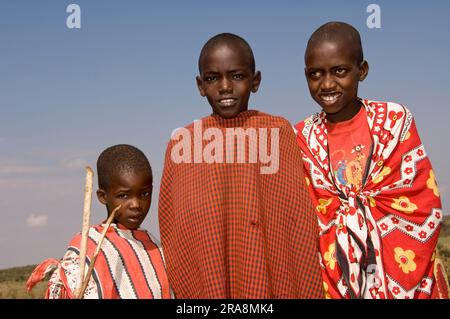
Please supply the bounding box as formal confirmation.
[321,73,336,91]
[218,77,233,94]
[129,197,141,210]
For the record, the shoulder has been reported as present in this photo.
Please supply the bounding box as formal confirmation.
[164,115,214,152]
[181,114,215,131]
[67,224,104,248]
[248,111,294,129]
[362,98,413,117]
[294,114,316,130]
[293,112,323,140]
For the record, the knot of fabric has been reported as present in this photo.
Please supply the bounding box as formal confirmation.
[336,191,371,298]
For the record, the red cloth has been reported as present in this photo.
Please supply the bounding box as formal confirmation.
[159,110,323,298]
[295,99,447,299]
[26,258,59,293]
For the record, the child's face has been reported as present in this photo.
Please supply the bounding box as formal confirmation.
[97,170,152,230]
[305,40,368,123]
[196,44,261,119]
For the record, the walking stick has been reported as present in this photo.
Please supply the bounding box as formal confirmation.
[77,205,120,298]
[74,166,93,299]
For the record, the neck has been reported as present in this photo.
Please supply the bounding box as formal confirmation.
[326,100,362,123]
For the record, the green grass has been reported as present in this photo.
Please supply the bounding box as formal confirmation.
[0,280,47,299]
[438,216,450,274]
[440,215,450,237]
[0,265,40,282]
[0,265,47,299]
[437,214,450,275]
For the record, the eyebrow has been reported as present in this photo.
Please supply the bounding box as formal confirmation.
[114,186,152,193]
[306,64,352,70]
[203,68,248,74]
[228,68,247,73]
[114,188,131,193]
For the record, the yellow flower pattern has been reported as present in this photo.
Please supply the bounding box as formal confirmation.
[372,166,391,184]
[401,131,411,143]
[391,196,418,214]
[324,243,336,271]
[323,282,332,299]
[426,169,440,197]
[394,247,417,274]
[316,198,333,215]
[305,176,310,187]
[368,196,376,208]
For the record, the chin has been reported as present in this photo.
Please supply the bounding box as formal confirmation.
[320,103,344,115]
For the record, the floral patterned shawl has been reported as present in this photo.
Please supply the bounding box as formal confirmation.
[295,99,448,299]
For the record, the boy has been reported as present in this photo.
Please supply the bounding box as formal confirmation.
[158,33,323,298]
[27,144,171,299]
[295,22,449,299]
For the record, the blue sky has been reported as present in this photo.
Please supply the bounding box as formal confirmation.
[0,0,449,269]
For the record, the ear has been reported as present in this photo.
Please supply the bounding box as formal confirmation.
[196,75,206,97]
[251,71,262,93]
[359,60,369,81]
[96,189,107,205]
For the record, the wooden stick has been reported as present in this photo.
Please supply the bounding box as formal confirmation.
[77,205,121,299]
[74,166,94,298]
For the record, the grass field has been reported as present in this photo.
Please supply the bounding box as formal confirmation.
[0,265,47,299]
[2,216,449,299]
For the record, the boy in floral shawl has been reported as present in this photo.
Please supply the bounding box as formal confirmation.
[295,21,449,299]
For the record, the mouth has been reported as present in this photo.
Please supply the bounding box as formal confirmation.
[217,98,237,107]
[319,92,342,104]
[127,213,142,223]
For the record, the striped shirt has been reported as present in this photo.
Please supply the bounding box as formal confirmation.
[48,223,171,299]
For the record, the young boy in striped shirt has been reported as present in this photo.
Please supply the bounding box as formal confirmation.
[27,144,171,299]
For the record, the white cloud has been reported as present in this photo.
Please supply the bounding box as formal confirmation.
[26,214,48,228]
[0,157,90,177]
[0,164,50,175]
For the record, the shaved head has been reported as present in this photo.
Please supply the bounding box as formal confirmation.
[97,144,152,190]
[198,33,255,74]
[305,22,364,64]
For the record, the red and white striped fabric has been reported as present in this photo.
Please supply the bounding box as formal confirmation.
[41,223,171,299]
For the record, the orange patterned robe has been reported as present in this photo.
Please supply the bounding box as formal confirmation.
[159,110,323,298]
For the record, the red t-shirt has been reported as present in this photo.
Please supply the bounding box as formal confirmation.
[327,106,372,191]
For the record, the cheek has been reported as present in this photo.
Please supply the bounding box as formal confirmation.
[236,82,252,95]
[306,80,319,91]
[143,198,152,208]
[342,76,360,92]
[205,91,216,102]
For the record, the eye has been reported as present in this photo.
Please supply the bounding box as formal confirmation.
[233,73,245,80]
[142,191,151,197]
[204,75,217,82]
[309,70,322,79]
[335,68,348,76]
[117,194,128,199]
